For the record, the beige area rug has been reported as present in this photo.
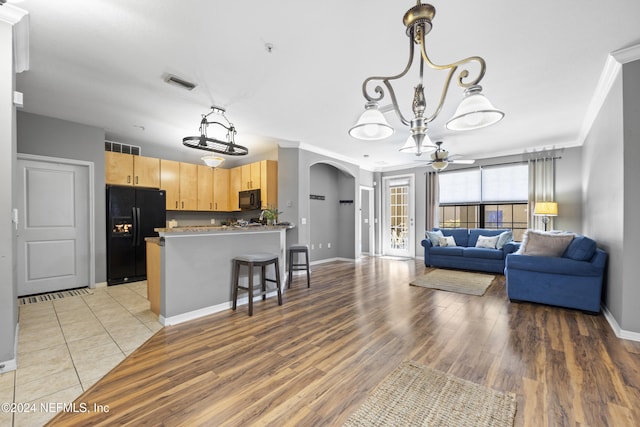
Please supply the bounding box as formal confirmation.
[410,269,496,296]
[344,361,516,427]
[18,287,93,305]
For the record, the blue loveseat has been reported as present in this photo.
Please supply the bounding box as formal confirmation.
[421,228,519,274]
[505,233,607,313]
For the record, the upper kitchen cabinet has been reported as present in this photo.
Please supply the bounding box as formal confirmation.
[260,160,278,209]
[229,167,242,211]
[212,168,230,212]
[160,159,180,210]
[241,162,261,190]
[105,152,160,188]
[197,165,214,211]
[161,160,198,211]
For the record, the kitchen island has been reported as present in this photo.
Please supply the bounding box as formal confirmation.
[147,225,289,325]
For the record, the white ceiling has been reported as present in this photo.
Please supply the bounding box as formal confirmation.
[12,0,640,170]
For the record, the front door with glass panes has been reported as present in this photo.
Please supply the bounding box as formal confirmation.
[382,175,415,257]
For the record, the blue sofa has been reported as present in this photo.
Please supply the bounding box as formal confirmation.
[421,228,519,274]
[505,234,607,313]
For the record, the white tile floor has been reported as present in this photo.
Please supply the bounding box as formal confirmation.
[0,282,162,427]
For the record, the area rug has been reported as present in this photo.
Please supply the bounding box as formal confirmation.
[410,269,496,296]
[344,361,516,427]
[18,287,93,305]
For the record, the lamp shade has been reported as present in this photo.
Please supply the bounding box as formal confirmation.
[349,102,394,140]
[399,133,436,155]
[201,155,225,168]
[446,85,504,131]
[534,202,558,216]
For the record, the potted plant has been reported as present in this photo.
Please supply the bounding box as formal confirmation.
[261,207,281,225]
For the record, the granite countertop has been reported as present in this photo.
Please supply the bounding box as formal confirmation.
[155,224,294,233]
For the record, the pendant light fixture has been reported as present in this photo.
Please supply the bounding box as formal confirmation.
[349,1,504,154]
[183,106,249,157]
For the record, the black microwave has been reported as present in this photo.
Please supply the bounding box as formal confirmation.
[239,189,261,210]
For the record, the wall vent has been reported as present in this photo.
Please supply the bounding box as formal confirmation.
[105,140,141,155]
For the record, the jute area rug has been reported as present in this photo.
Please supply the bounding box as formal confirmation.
[410,269,496,296]
[344,361,516,427]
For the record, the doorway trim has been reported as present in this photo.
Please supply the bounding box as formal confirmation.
[381,173,415,258]
[17,153,96,289]
[359,185,374,257]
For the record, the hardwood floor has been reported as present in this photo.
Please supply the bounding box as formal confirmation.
[49,257,640,426]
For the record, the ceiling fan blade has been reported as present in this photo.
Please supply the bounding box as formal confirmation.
[450,159,475,164]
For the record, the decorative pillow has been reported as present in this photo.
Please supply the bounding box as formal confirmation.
[563,235,597,261]
[519,230,575,257]
[476,235,500,249]
[439,235,457,247]
[426,230,444,247]
[496,230,513,249]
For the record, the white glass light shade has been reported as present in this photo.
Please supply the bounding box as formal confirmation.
[349,103,394,140]
[399,133,436,155]
[431,160,449,170]
[446,86,504,131]
[201,155,225,168]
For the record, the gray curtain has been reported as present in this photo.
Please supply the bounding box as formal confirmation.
[426,171,439,231]
[528,156,556,231]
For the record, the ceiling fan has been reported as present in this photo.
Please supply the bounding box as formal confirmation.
[420,141,476,171]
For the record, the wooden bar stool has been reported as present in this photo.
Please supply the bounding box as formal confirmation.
[232,253,282,316]
[288,244,310,288]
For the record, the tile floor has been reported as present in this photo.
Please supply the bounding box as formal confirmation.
[0,281,162,427]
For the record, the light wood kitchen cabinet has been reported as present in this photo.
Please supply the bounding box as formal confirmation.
[213,168,230,211]
[229,166,242,211]
[160,159,180,210]
[241,162,261,190]
[197,165,214,211]
[105,152,160,188]
[160,160,198,211]
[260,160,278,209]
[179,162,198,210]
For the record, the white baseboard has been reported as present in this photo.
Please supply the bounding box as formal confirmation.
[310,257,355,266]
[159,291,281,326]
[0,323,19,373]
[602,305,640,342]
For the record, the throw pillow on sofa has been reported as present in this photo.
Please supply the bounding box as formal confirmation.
[518,230,574,256]
[426,230,445,246]
[496,230,513,249]
[439,235,457,247]
[476,235,500,249]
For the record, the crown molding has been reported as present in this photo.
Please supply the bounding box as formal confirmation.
[611,44,640,64]
[0,3,29,72]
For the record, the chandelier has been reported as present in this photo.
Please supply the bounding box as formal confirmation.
[183,106,249,157]
[348,1,504,155]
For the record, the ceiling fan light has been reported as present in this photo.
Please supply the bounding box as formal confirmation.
[201,155,225,168]
[431,160,449,171]
[349,102,395,140]
[446,85,504,131]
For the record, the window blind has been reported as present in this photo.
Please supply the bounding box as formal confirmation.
[439,169,481,203]
[481,164,528,202]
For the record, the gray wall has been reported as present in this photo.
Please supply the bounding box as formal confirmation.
[0,20,18,370]
[309,163,340,261]
[278,146,359,261]
[17,112,107,282]
[583,61,639,333]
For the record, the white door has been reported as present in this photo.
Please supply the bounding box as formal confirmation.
[382,175,415,258]
[17,157,91,296]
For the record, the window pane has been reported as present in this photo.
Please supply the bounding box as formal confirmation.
[482,164,528,202]
[439,169,482,203]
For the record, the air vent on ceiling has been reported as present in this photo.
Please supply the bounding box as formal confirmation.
[164,73,197,91]
[105,140,141,155]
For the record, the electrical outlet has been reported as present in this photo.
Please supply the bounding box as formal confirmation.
[319,243,322,249]
[311,244,315,250]
[327,242,331,248]
[210,218,216,224]
[301,217,307,225]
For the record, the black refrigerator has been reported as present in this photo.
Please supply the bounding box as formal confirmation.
[107,185,166,285]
